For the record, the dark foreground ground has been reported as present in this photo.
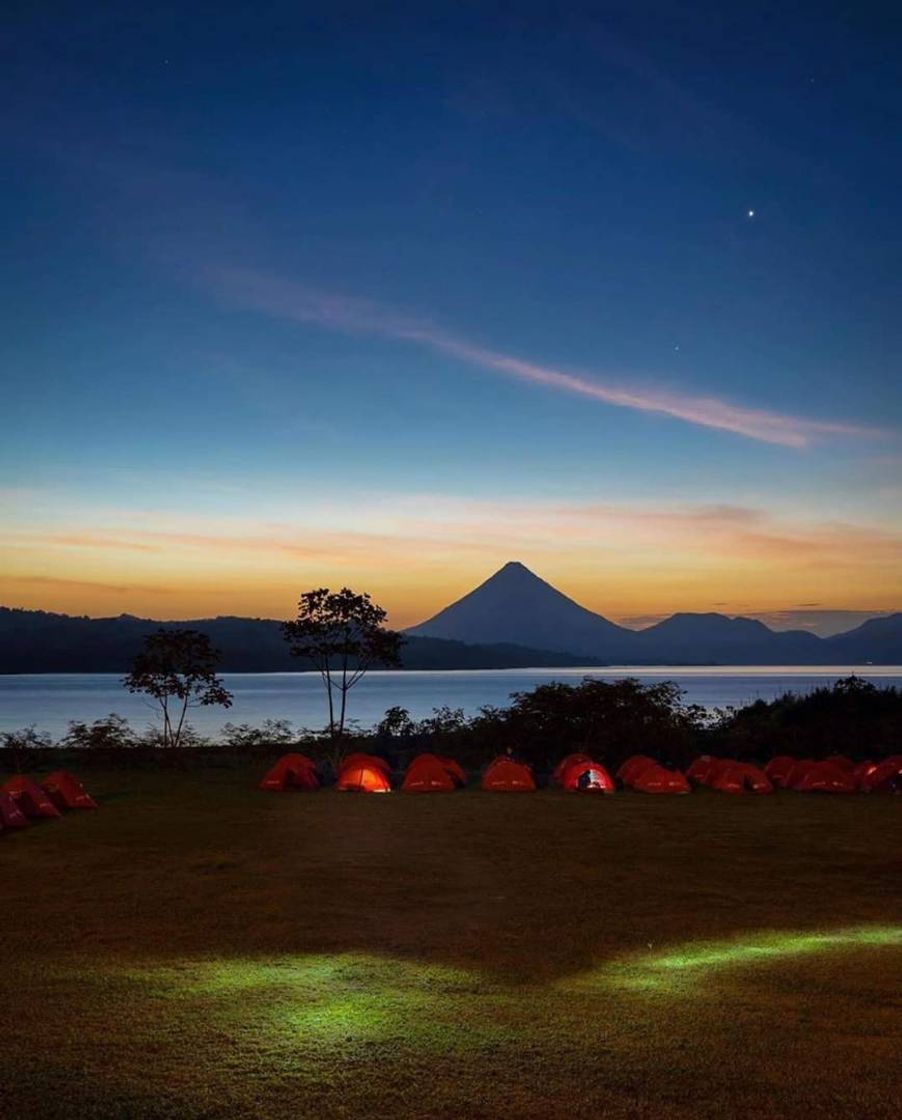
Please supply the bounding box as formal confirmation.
[2,769,901,1119]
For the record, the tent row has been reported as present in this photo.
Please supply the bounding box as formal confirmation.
[262,752,634,794]
[763,754,902,794]
[260,750,902,795]
[0,771,97,835]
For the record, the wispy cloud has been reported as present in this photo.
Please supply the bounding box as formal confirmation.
[206,266,880,448]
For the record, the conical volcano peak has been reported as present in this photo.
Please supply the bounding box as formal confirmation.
[406,561,633,658]
[488,560,543,583]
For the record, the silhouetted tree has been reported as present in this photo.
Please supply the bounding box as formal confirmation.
[282,588,403,738]
[123,629,232,751]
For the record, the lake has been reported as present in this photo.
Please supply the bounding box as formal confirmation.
[1,666,900,739]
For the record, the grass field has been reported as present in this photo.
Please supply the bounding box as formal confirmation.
[2,769,901,1119]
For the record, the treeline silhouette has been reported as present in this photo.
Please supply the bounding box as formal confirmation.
[3,676,899,777]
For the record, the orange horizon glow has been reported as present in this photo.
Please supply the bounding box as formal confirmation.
[3,534,900,631]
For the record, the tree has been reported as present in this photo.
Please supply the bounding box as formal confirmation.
[281,587,403,739]
[123,629,232,751]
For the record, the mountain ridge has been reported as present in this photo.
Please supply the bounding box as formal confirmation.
[405,562,901,664]
[2,561,900,670]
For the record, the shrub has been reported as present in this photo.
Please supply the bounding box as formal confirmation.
[0,725,53,772]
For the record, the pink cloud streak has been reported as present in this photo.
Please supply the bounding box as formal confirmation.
[207,267,880,448]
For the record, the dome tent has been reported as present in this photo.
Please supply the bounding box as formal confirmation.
[481,757,536,792]
[259,753,319,792]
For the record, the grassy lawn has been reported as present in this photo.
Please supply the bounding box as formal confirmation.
[2,768,901,1119]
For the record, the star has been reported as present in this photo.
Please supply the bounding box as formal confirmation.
[747,209,755,218]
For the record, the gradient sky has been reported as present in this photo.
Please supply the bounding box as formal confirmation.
[2,2,900,633]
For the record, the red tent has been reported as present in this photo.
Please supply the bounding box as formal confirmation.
[259,753,319,792]
[0,791,29,830]
[785,759,817,788]
[553,753,593,783]
[616,755,657,785]
[763,756,797,787]
[794,761,857,793]
[402,754,457,793]
[335,762,391,792]
[437,756,467,786]
[826,754,855,772]
[481,757,536,791]
[860,759,902,794]
[854,760,878,785]
[710,763,773,794]
[341,752,390,775]
[632,765,691,794]
[41,771,98,810]
[2,776,62,819]
[686,756,720,784]
[559,758,615,793]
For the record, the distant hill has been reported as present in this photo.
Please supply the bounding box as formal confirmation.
[0,607,601,674]
[406,563,901,665]
[825,613,902,663]
[405,561,638,660]
[631,612,824,664]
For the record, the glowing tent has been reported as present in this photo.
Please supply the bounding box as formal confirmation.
[0,791,29,830]
[335,761,391,793]
[402,754,457,793]
[481,757,536,792]
[41,771,98,810]
[794,761,857,793]
[553,753,593,783]
[559,758,615,793]
[259,753,319,792]
[860,759,902,794]
[632,765,691,794]
[341,753,391,775]
[2,776,61,819]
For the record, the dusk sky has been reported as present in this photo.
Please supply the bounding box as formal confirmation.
[2,3,900,632]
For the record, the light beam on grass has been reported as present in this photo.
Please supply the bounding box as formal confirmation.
[565,926,902,994]
[134,954,507,1049]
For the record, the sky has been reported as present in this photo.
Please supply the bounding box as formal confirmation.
[1,2,900,634]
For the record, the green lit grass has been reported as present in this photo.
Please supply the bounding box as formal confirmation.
[1,769,901,1119]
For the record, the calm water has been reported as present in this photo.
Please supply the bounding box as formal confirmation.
[1,667,900,739]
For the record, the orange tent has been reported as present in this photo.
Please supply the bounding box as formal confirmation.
[402,754,456,793]
[553,753,593,783]
[481,757,536,792]
[794,761,857,793]
[41,771,98,810]
[632,765,691,794]
[710,763,773,794]
[860,759,902,794]
[259,753,319,792]
[2,776,61,819]
[686,756,720,784]
[341,752,390,775]
[763,756,796,788]
[559,758,615,793]
[0,791,29,830]
[854,760,878,785]
[616,755,657,785]
[785,759,817,788]
[335,762,391,792]
[437,756,467,786]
